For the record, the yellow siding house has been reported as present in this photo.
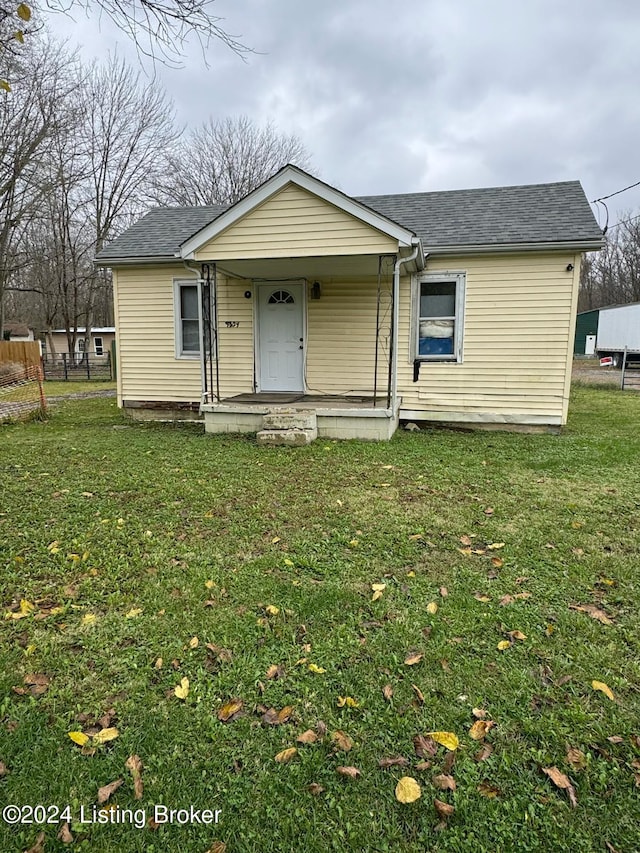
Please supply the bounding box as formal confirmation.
[96,165,602,441]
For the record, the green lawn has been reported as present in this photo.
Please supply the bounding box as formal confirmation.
[1,387,639,853]
[44,380,116,397]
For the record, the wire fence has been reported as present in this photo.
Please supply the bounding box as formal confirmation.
[0,362,47,423]
[41,353,113,381]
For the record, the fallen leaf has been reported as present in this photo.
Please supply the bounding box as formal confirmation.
[218,699,243,722]
[154,657,163,669]
[491,557,504,568]
[472,708,487,719]
[569,604,614,626]
[433,774,456,791]
[383,684,393,702]
[566,747,586,771]
[58,822,73,843]
[378,756,410,769]
[543,766,577,807]
[271,536,281,544]
[97,778,123,804]
[474,593,491,603]
[189,636,199,649]
[487,543,505,550]
[499,594,514,606]
[336,765,361,778]
[332,730,353,751]
[19,673,51,697]
[174,678,189,700]
[308,782,325,795]
[81,613,97,626]
[371,583,386,592]
[68,731,90,747]
[337,696,359,708]
[592,680,615,701]
[25,831,45,853]
[475,743,494,762]
[507,630,527,641]
[426,602,438,615]
[484,507,494,516]
[125,608,142,618]
[427,731,459,751]
[439,587,448,597]
[265,604,279,616]
[434,798,454,818]
[414,734,438,758]
[459,535,473,546]
[372,590,383,601]
[497,640,511,651]
[411,684,425,705]
[296,730,318,744]
[415,760,432,771]
[308,663,326,674]
[266,664,284,680]
[262,706,294,725]
[469,720,496,740]
[275,747,297,763]
[477,781,500,798]
[93,727,119,744]
[404,651,423,666]
[125,754,144,799]
[0,762,7,776]
[607,736,624,744]
[205,844,226,853]
[395,776,422,803]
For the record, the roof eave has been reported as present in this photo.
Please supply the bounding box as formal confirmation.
[423,238,604,255]
[94,255,183,267]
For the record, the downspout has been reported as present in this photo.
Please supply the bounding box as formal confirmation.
[390,239,420,412]
[182,261,207,405]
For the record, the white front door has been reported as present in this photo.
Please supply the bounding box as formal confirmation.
[585,334,596,356]
[257,283,305,392]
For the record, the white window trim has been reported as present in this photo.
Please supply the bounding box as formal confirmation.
[174,279,201,359]
[94,336,103,356]
[412,271,466,363]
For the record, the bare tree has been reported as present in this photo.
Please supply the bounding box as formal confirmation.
[0,40,78,336]
[153,116,312,207]
[1,0,249,87]
[579,213,640,311]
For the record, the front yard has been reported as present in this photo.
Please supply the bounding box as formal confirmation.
[1,387,639,852]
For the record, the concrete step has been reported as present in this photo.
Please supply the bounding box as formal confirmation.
[262,408,317,431]
[256,427,318,447]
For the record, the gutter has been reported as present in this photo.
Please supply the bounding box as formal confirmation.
[390,239,421,411]
[421,239,604,255]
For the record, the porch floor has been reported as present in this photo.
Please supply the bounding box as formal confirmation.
[222,393,390,410]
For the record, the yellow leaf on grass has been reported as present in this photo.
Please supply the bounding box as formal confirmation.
[93,727,119,744]
[174,677,189,700]
[47,541,60,553]
[189,637,199,649]
[68,731,90,747]
[372,590,383,601]
[6,599,35,620]
[275,747,297,763]
[82,613,97,626]
[308,663,326,674]
[271,536,281,544]
[284,558,294,567]
[426,602,438,615]
[265,605,280,616]
[125,608,142,618]
[487,543,505,550]
[205,580,215,589]
[337,696,359,708]
[497,640,511,651]
[469,720,496,740]
[371,583,386,592]
[427,731,459,751]
[592,680,615,701]
[395,776,422,803]
[404,652,423,666]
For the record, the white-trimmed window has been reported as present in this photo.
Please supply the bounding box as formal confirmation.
[94,336,104,356]
[413,272,465,362]
[175,280,200,357]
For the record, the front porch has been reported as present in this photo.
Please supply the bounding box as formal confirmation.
[201,393,401,441]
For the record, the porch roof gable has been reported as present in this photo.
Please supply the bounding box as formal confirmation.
[179,165,419,258]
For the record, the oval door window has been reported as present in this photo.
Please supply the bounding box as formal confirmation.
[268,290,295,304]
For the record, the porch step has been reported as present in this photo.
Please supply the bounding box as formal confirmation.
[256,427,317,446]
[257,408,318,446]
[262,408,317,431]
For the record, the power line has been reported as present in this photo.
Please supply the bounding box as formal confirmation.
[592,180,640,204]
[608,212,640,231]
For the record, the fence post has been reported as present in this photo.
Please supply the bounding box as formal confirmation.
[110,339,117,380]
[63,353,68,381]
[86,354,91,380]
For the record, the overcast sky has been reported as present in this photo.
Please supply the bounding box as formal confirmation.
[49,0,640,227]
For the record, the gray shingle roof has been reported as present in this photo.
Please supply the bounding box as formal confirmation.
[96,205,228,260]
[95,180,601,262]
[357,181,602,249]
